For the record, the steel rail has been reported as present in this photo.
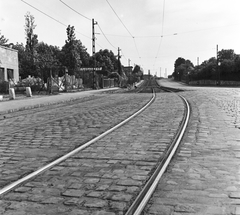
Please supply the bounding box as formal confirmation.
[0,89,156,197]
[125,91,190,215]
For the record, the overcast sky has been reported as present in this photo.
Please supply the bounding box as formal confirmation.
[1,0,240,75]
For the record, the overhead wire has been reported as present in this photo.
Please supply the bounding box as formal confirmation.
[20,0,91,39]
[97,23,117,50]
[105,0,142,66]
[105,0,134,38]
[59,0,91,21]
[59,0,116,51]
[153,0,166,69]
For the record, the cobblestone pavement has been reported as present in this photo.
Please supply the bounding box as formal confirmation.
[0,92,185,215]
[144,81,240,215]
[0,93,153,189]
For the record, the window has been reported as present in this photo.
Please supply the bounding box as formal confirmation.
[7,69,14,80]
[0,67,4,81]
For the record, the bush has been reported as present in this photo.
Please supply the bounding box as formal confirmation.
[15,77,43,92]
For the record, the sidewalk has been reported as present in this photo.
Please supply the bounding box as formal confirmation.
[0,87,119,115]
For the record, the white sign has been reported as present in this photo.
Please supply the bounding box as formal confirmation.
[79,67,102,71]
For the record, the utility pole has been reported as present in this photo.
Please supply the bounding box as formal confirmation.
[118,47,121,75]
[128,59,131,67]
[92,18,97,89]
[216,44,219,85]
[160,67,161,78]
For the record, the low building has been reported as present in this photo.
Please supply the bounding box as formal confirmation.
[0,45,19,82]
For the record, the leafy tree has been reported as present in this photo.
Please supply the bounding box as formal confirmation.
[94,49,118,75]
[61,25,81,75]
[174,57,185,69]
[218,49,235,63]
[132,64,143,82]
[132,64,141,74]
[24,12,38,77]
[234,55,240,73]
[35,42,62,82]
[0,31,8,46]
[172,58,194,81]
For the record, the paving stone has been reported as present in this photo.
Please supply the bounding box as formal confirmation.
[117,179,142,186]
[61,189,85,197]
[145,82,240,214]
[92,211,116,215]
[63,198,84,206]
[229,192,240,199]
[0,91,186,214]
[111,193,132,201]
[84,198,108,208]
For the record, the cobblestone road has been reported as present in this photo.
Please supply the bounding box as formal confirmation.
[0,92,184,215]
[0,93,153,189]
[144,81,240,215]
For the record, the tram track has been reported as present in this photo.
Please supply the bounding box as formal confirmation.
[0,79,190,215]
[0,91,156,196]
[126,83,190,215]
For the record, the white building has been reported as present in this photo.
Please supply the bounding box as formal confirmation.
[0,45,19,82]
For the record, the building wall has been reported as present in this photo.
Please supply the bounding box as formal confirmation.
[0,45,19,82]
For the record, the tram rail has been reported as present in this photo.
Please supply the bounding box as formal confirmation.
[126,80,190,215]
[0,78,190,215]
[0,89,156,196]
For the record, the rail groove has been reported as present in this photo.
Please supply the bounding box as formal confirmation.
[125,84,190,215]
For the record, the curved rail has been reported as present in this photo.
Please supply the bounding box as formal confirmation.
[125,87,190,215]
[0,89,156,196]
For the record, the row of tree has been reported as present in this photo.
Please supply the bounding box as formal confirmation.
[172,49,240,82]
[0,12,142,86]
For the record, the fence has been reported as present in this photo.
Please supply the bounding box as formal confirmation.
[189,80,240,86]
[103,79,115,88]
[0,74,117,94]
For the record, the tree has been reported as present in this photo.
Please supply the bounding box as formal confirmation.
[36,42,62,82]
[174,57,185,69]
[0,31,8,46]
[94,49,118,75]
[218,49,235,63]
[61,25,81,75]
[24,12,38,77]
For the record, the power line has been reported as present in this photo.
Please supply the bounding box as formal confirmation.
[59,0,91,21]
[105,0,134,38]
[21,0,67,27]
[105,0,142,64]
[133,39,141,61]
[153,0,166,68]
[58,0,110,51]
[97,23,117,50]
[21,0,91,39]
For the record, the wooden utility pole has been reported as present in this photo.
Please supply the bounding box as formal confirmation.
[118,47,121,74]
[216,44,220,85]
[92,19,97,89]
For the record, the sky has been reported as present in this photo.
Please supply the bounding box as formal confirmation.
[0,0,240,76]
